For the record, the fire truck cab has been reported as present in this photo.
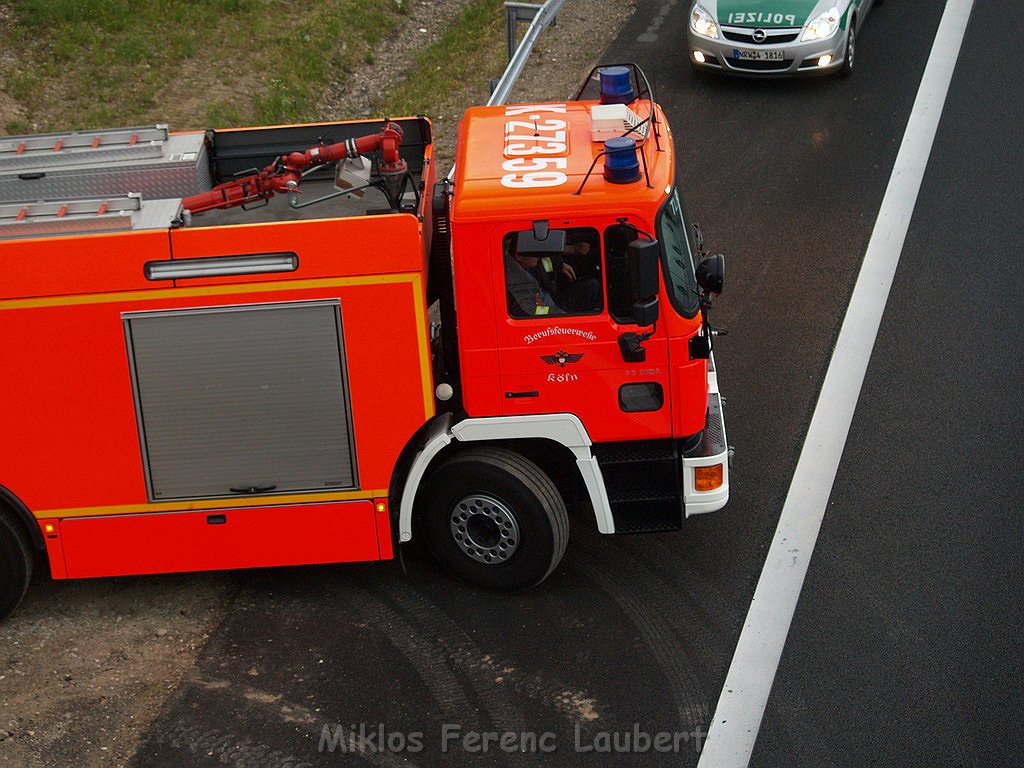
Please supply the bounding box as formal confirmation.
[0,65,728,619]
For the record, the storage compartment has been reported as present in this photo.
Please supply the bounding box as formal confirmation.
[124,300,358,501]
[0,125,211,202]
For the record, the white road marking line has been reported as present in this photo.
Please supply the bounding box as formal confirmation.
[696,1,976,765]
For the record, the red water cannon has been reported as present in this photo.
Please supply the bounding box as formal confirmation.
[182,122,407,215]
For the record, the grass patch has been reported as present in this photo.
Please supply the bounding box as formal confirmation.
[2,0,410,131]
[0,0,533,149]
[377,0,507,118]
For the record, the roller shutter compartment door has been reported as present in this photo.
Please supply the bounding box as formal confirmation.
[124,300,357,500]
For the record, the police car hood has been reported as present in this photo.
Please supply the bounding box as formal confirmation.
[708,0,835,28]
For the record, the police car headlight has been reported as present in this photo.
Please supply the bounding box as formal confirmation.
[801,6,841,41]
[690,5,719,39]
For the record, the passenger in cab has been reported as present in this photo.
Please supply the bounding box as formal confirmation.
[504,229,601,318]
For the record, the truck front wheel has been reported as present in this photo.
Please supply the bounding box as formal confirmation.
[418,448,568,591]
[0,513,33,621]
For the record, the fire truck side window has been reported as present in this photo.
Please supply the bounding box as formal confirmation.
[605,222,640,323]
[504,227,602,319]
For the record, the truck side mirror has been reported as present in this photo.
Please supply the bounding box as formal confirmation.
[633,297,659,327]
[627,238,660,327]
[696,253,725,296]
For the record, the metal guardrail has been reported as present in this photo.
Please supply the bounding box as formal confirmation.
[489,0,567,107]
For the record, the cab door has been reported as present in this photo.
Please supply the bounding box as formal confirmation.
[494,220,673,444]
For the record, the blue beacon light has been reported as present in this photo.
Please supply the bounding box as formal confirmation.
[603,137,641,184]
[598,66,637,105]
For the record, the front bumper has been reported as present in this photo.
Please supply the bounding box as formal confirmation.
[687,24,849,77]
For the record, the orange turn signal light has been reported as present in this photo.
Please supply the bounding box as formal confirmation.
[695,464,724,492]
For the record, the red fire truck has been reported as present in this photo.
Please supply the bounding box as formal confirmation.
[0,65,728,619]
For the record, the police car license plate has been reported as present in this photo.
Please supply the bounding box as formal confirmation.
[733,49,784,61]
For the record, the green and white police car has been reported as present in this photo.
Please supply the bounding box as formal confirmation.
[687,0,880,77]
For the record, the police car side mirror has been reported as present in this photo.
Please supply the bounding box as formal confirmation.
[627,238,660,327]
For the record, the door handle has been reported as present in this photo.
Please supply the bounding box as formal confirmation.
[229,484,277,494]
[144,253,297,280]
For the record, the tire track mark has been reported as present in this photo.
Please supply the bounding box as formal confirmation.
[565,542,712,730]
[143,674,419,768]
[344,584,482,728]
[379,581,603,727]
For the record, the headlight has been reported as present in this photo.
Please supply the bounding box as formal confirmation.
[801,6,841,41]
[690,5,719,40]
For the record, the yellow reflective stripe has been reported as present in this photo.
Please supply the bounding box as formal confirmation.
[0,273,421,311]
[408,273,435,421]
[534,306,550,315]
[33,489,391,519]
[541,256,554,273]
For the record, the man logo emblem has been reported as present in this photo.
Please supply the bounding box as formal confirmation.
[541,350,584,367]
[752,28,767,43]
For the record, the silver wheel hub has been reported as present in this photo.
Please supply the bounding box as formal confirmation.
[449,494,520,565]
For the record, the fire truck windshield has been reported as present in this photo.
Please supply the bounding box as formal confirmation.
[657,188,701,319]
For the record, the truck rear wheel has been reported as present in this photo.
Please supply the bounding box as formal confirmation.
[0,513,33,621]
[418,448,568,591]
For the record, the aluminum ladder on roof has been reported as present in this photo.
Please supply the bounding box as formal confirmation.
[0,125,170,173]
[0,194,145,239]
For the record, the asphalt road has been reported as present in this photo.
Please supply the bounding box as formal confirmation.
[131,1,1023,766]
[751,1,1024,764]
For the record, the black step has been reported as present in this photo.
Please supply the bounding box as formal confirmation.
[592,439,683,533]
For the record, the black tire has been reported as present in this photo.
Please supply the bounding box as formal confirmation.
[838,22,856,78]
[0,513,33,621]
[417,448,568,591]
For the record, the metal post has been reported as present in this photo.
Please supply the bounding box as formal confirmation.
[489,0,566,107]
[504,2,543,61]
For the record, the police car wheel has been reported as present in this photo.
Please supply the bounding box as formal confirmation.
[839,23,856,78]
[0,512,34,621]
[418,448,568,591]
